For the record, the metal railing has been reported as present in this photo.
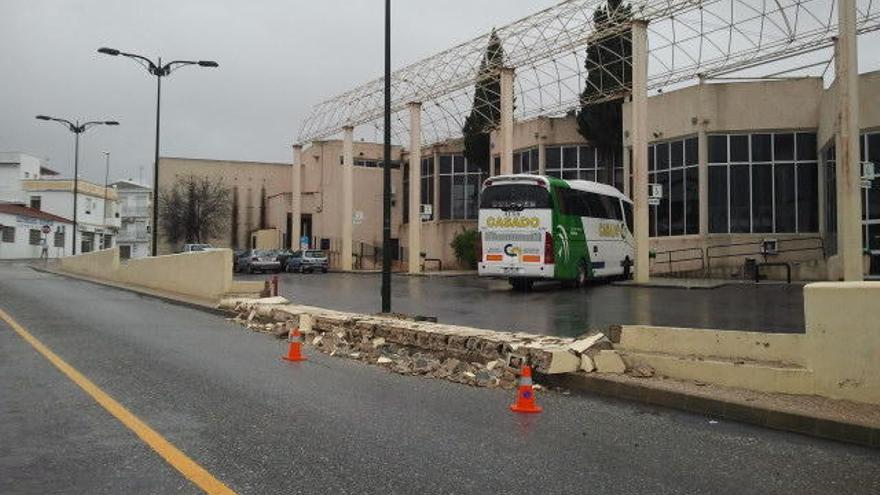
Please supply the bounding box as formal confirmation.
[706,236,826,272]
[652,247,705,275]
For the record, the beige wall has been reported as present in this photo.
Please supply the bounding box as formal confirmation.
[400,220,477,270]
[157,157,291,254]
[60,247,235,301]
[617,281,880,404]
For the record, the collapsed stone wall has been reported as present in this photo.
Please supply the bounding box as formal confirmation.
[220,296,638,389]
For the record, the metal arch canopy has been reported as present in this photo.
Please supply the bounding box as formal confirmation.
[298,0,880,146]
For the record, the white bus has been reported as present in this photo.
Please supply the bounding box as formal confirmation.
[478,174,634,291]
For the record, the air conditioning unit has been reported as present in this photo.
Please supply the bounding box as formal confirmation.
[761,238,778,255]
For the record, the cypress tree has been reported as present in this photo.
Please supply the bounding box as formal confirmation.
[463,29,505,171]
[576,0,633,177]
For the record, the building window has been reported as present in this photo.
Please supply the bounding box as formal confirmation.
[54,227,65,248]
[545,144,623,191]
[1,226,15,243]
[102,234,113,249]
[513,148,540,174]
[863,132,880,251]
[649,137,699,237]
[29,196,42,210]
[708,132,818,234]
[438,154,485,220]
[29,229,42,246]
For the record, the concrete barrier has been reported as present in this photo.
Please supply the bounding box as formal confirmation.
[617,281,880,405]
[60,247,234,302]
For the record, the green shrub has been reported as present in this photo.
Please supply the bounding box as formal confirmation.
[450,228,480,269]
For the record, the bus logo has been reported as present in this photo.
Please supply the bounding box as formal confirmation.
[503,244,522,257]
[486,216,540,228]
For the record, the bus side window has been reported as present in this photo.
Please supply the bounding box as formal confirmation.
[586,193,608,218]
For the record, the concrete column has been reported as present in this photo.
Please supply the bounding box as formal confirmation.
[341,126,354,271]
[538,141,547,175]
[408,102,422,274]
[631,20,650,283]
[500,67,515,175]
[290,144,303,250]
[835,0,863,281]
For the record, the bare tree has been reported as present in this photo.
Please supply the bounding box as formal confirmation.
[159,174,231,247]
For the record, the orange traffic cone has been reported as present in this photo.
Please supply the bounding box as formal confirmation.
[282,326,308,362]
[510,365,542,413]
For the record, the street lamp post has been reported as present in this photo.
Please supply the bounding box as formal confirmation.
[381,0,392,314]
[36,116,119,255]
[102,151,111,222]
[97,47,218,256]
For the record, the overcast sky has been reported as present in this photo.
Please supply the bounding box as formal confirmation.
[0,0,560,186]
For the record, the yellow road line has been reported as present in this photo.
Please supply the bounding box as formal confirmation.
[0,307,236,495]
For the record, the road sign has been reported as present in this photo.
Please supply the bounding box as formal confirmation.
[41,225,51,234]
[648,198,660,206]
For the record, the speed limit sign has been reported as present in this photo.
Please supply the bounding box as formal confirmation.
[41,225,51,234]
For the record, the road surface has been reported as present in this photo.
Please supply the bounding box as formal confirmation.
[2,263,876,494]
[237,271,805,336]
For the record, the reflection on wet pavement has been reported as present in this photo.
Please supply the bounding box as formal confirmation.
[238,272,805,337]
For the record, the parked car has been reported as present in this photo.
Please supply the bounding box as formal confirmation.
[232,249,246,272]
[285,250,329,273]
[181,243,214,253]
[237,249,281,273]
[274,249,296,268]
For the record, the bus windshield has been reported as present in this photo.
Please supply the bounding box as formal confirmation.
[479,184,551,210]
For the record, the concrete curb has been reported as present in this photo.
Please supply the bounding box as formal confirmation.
[29,265,228,317]
[541,373,879,449]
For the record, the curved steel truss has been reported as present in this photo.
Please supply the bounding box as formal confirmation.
[298,0,880,146]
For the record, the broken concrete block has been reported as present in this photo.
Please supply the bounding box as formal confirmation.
[629,364,655,378]
[594,350,626,374]
[485,360,499,371]
[568,333,608,355]
[536,347,580,374]
[371,337,386,348]
[377,356,392,365]
[580,355,595,373]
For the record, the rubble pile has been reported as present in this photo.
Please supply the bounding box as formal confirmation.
[220,296,647,387]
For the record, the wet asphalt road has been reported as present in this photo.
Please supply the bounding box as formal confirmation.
[237,271,805,336]
[2,263,877,494]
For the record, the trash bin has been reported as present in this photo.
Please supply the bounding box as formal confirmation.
[743,257,758,280]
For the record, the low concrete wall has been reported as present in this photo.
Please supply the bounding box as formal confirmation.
[805,282,880,405]
[618,281,880,405]
[60,247,234,301]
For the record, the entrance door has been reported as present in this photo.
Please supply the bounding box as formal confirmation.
[300,214,313,249]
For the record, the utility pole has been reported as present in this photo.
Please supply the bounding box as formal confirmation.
[381,0,392,313]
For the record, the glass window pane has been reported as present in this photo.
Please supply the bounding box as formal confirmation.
[797,163,819,231]
[563,147,578,169]
[656,143,670,170]
[751,134,772,162]
[580,170,596,182]
[685,137,698,166]
[657,171,670,236]
[579,146,595,168]
[671,168,685,235]
[731,135,750,162]
[453,156,465,173]
[685,167,699,234]
[563,170,579,180]
[452,175,466,219]
[868,224,880,251]
[439,176,451,219]
[513,152,522,174]
[546,147,561,170]
[493,156,500,176]
[648,145,655,171]
[868,133,880,163]
[529,149,540,172]
[708,135,728,163]
[439,155,453,174]
[774,133,795,161]
[796,133,817,161]
[730,165,751,233]
[671,140,684,168]
[752,164,773,233]
[774,163,796,233]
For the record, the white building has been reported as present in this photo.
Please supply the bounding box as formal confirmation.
[0,152,120,257]
[0,203,73,259]
[112,180,152,259]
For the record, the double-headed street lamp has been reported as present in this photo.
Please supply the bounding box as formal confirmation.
[35,115,119,255]
[97,47,218,256]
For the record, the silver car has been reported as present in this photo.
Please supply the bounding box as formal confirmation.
[237,249,281,273]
